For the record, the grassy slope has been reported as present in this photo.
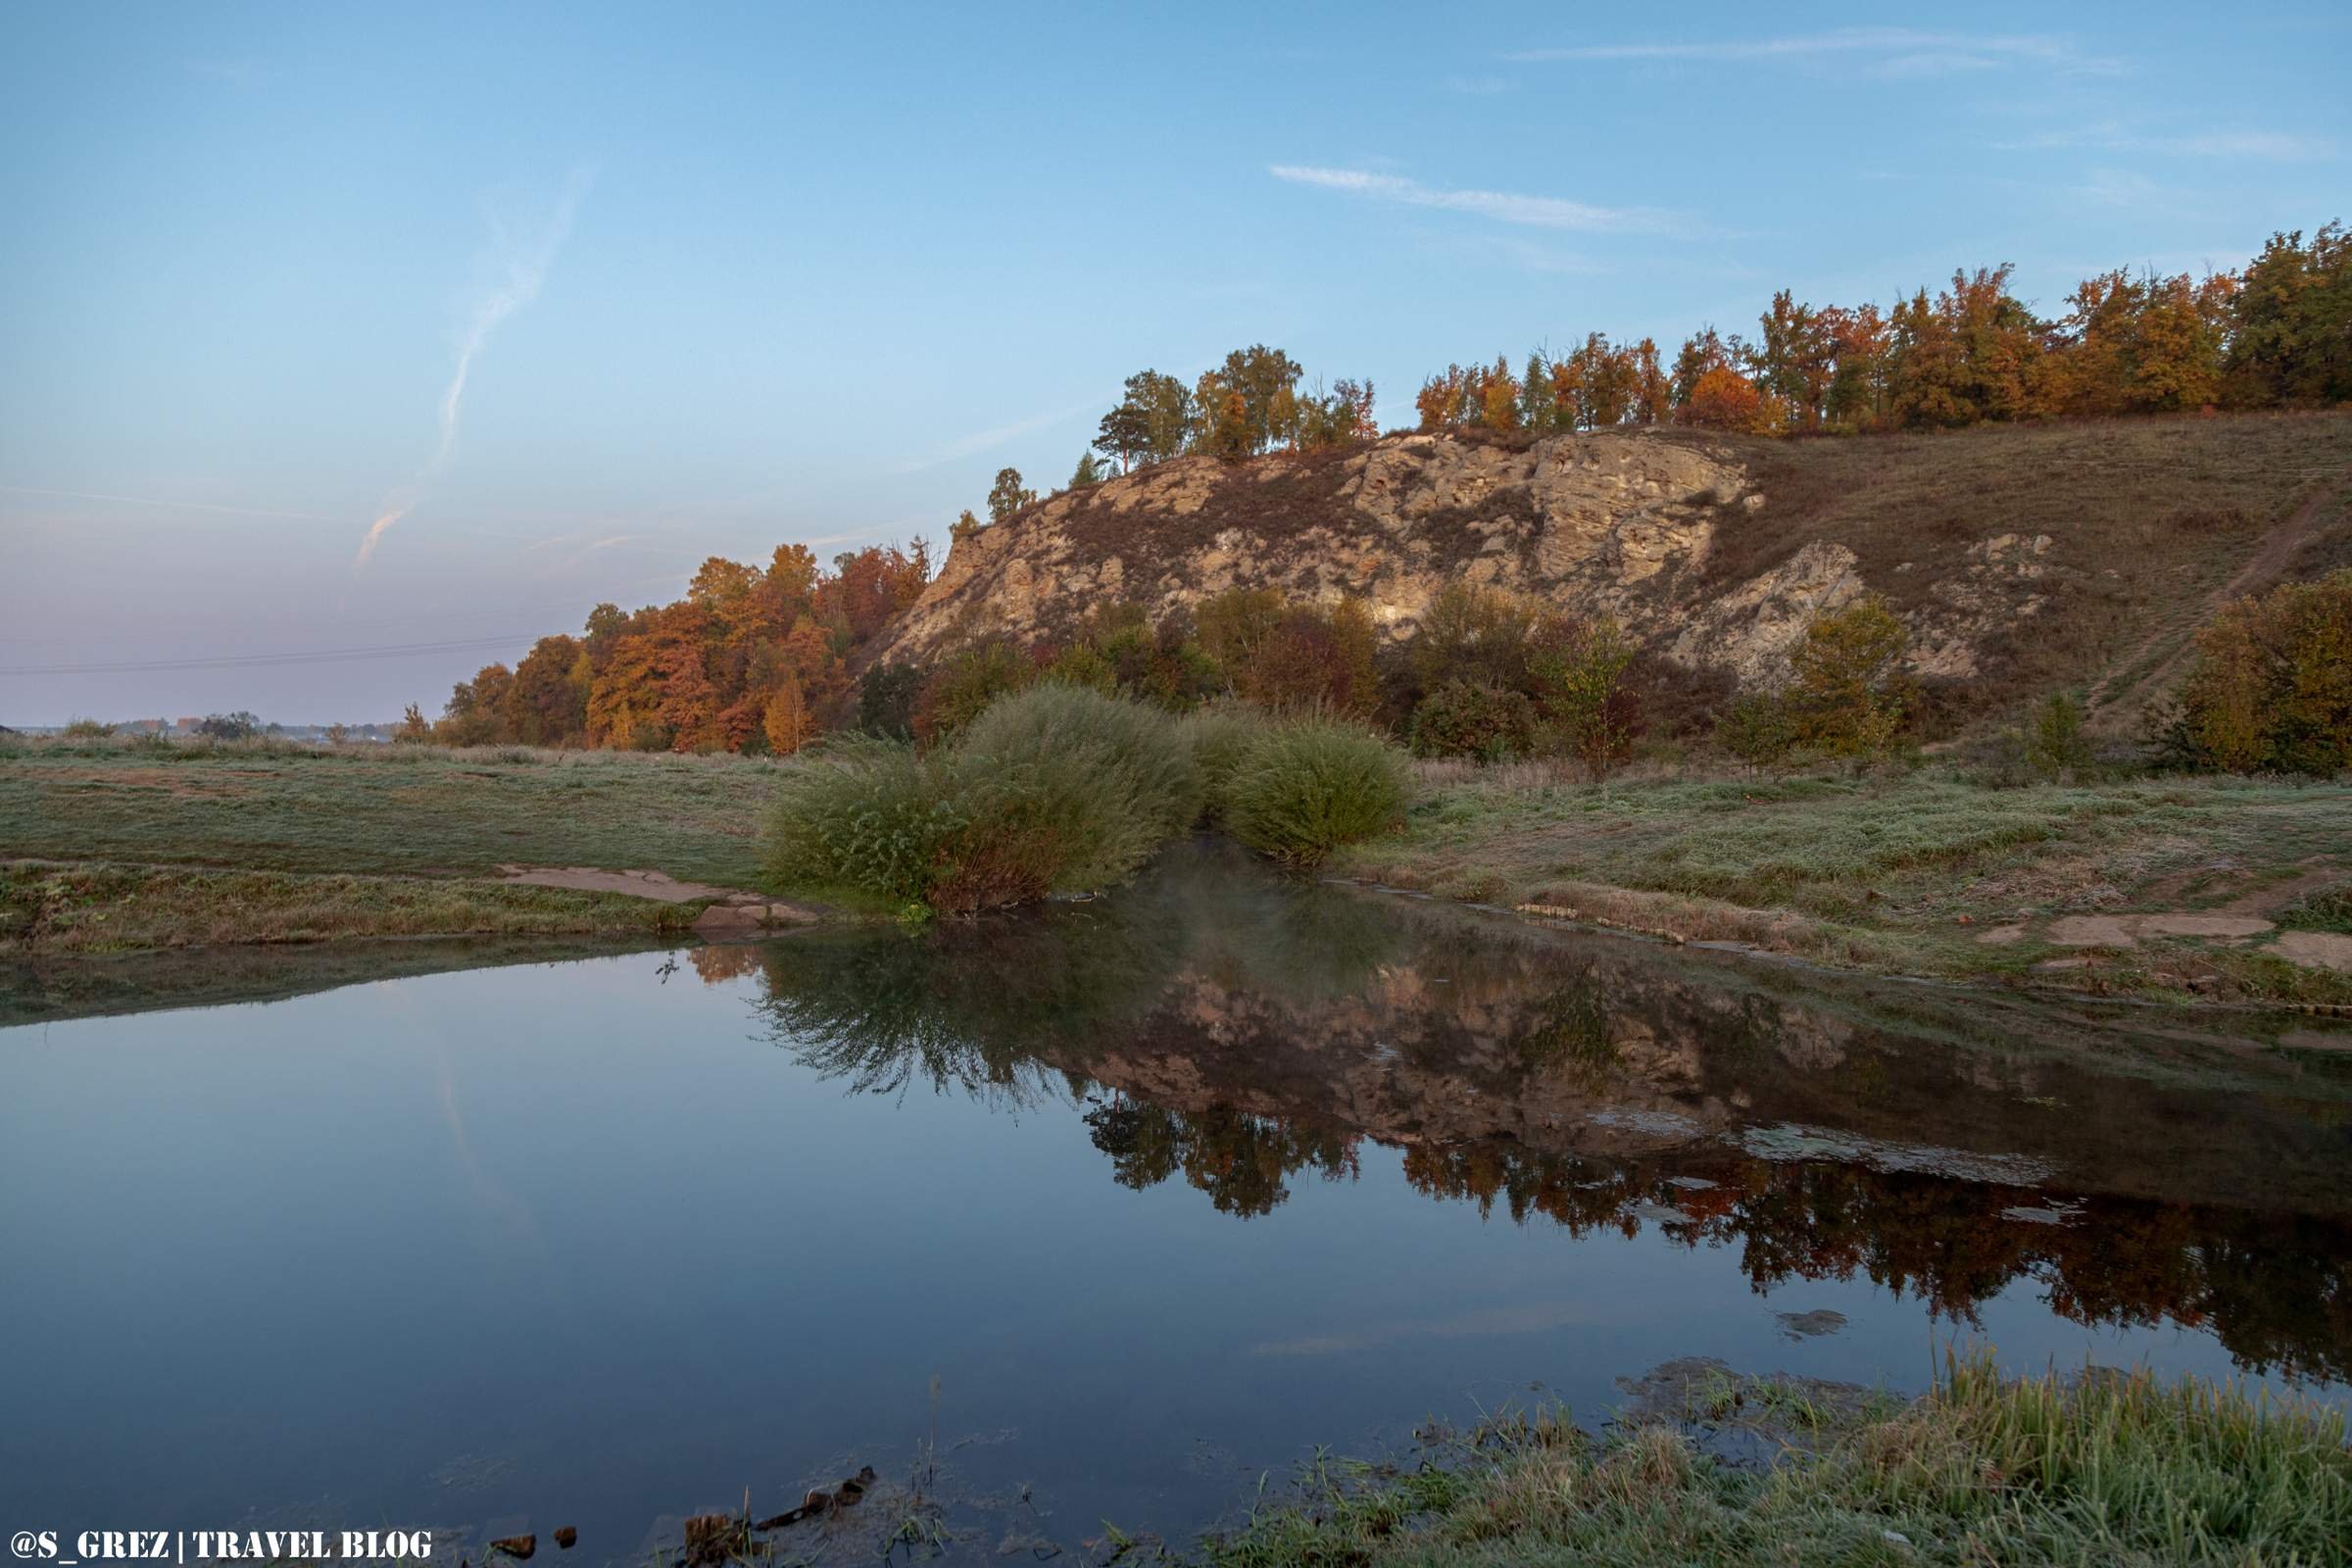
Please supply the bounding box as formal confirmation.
[1198,1358,2351,1568]
[1338,763,2352,1006]
[1656,410,2352,719]
[0,736,778,954]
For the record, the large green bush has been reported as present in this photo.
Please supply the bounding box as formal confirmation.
[1222,721,1408,867]
[950,682,1202,892]
[766,684,1201,913]
[762,735,964,906]
[1178,702,1276,822]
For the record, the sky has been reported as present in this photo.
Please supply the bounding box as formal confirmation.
[2,2,2346,724]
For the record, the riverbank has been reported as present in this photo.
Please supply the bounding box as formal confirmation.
[1195,1355,2351,1567]
[1339,762,2352,1008]
[0,735,800,954]
[7,736,2350,1010]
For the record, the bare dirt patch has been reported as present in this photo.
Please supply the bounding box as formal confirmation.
[2047,912,2275,948]
[496,864,739,903]
[495,863,824,935]
[2275,931,2352,974]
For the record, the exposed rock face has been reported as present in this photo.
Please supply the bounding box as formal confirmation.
[869,430,2063,691]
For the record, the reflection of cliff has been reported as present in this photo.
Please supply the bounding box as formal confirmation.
[737,840,2352,1381]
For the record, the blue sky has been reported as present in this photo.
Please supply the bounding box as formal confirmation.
[3,2,2345,722]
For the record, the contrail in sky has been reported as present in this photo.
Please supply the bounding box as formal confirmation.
[352,166,594,574]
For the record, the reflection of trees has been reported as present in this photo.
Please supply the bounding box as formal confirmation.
[1403,1140,2352,1385]
[724,839,2352,1383]
[1085,1098,1359,1218]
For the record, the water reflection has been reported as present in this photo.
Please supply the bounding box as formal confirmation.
[731,840,2352,1383]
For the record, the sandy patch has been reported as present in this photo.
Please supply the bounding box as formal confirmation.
[496,864,737,903]
[2273,931,2352,974]
[2046,912,2275,948]
[1976,924,2029,946]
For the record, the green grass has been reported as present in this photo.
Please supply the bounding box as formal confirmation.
[0,734,775,885]
[0,860,705,954]
[1220,719,1412,867]
[764,684,1203,914]
[1196,1355,2352,1567]
[1337,762,2352,1004]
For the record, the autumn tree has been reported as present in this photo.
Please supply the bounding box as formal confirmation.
[2179,568,2352,773]
[1680,367,1766,431]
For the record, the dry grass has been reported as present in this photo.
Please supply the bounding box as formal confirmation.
[1339,760,2352,1004]
[1651,411,2352,718]
[1197,1353,2352,1567]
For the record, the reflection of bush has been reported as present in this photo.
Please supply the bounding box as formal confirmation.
[749,839,1405,1095]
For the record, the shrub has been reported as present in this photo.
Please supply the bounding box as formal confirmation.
[1717,693,1797,772]
[954,682,1201,861]
[2180,567,2352,773]
[1529,615,1642,780]
[1406,680,1538,760]
[2021,691,2097,781]
[911,639,1035,745]
[763,735,964,906]
[768,685,1201,915]
[1243,600,1381,716]
[1411,584,1534,693]
[856,662,923,741]
[195,710,263,741]
[1785,597,1914,760]
[1222,721,1408,866]
[63,717,117,738]
[1179,702,1276,822]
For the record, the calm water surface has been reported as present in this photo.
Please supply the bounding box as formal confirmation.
[5,842,2349,1560]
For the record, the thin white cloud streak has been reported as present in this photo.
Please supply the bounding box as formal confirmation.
[433,167,594,471]
[351,166,595,574]
[0,485,344,525]
[1506,28,2074,66]
[1269,165,1678,235]
[1997,123,2335,161]
[1506,28,2124,78]
[899,395,1104,472]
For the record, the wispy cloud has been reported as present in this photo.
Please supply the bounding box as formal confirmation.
[0,484,342,525]
[898,395,1102,473]
[1269,165,1679,235]
[1506,27,2119,78]
[1999,122,2334,161]
[351,166,595,574]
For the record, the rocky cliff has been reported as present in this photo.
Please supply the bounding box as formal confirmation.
[869,415,2352,713]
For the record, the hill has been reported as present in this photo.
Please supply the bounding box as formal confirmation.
[869,410,2352,729]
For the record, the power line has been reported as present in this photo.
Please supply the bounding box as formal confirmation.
[0,632,543,676]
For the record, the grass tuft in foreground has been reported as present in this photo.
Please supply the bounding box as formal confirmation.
[1195,1355,2351,1567]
